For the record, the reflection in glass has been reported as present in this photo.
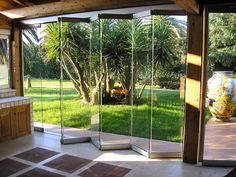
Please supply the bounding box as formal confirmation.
[0,35,10,88]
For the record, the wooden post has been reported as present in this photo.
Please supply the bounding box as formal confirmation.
[12,23,23,96]
[183,7,208,163]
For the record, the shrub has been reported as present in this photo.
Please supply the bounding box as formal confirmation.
[155,62,185,89]
[155,71,183,89]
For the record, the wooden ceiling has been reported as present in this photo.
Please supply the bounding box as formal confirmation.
[198,0,236,5]
[0,0,176,19]
[0,0,60,11]
[0,0,235,20]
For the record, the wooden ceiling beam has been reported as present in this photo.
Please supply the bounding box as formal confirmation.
[171,0,199,14]
[0,14,12,29]
[0,0,23,11]
[0,0,172,19]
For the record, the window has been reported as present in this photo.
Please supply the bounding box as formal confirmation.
[0,30,10,89]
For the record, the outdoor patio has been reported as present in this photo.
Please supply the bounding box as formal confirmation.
[204,118,236,161]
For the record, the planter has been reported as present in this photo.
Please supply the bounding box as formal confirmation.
[207,71,236,121]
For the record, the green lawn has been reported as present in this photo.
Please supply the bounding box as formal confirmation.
[25,78,73,87]
[25,80,186,142]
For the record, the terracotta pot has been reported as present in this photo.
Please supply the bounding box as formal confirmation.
[207,71,235,121]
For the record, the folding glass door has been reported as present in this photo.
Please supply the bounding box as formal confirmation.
[89,19,101,147]
[150,12,186,158]
[23,11,187,158]
[23,26,44,131]
[59,17,98,144]
[23,24,61,135]
[99,15,133,149]
[131,11,187,158]
[131,15,152,155]
[201,12,236,167]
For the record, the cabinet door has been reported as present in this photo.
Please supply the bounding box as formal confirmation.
[15,105,30,137]
[0,108,13,142]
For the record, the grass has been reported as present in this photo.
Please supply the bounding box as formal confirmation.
[25,78,73,87]
[25,79,186,142]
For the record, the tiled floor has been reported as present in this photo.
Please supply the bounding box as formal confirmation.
[0,132,232,177]
[0,147,130,177]
[79,162,130,177]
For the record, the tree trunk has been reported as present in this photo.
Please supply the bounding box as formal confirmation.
[106,75,114,94]
[137,84,146,100]
[61,60,81,94]
[90,73,104,105]
[77,67,90,103]
[122,64,132,105]
[63,52,91,103]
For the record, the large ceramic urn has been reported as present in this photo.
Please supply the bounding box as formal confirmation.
[207,71,236,121]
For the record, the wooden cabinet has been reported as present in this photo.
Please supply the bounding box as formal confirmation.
[15,105,30,137]
[0,108,14,142]
[0,104,31,142]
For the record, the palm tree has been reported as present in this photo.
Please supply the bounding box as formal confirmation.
[101,18,151,103]
[100,19,133,103]
[42,16,186,105]
[99,16,186,103]
[22,27,41,77]
[44,22,104,104]
[153,16,186,70]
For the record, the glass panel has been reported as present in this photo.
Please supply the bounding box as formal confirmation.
[60,20,92,140]
[41,23,61,135]
[203,13,236,163]
[131,16,152,152]
[100,18,132,147]
[0,35,10,89]
[90,19,101,146]
[150,15,187,155]
[23,27,44,130]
